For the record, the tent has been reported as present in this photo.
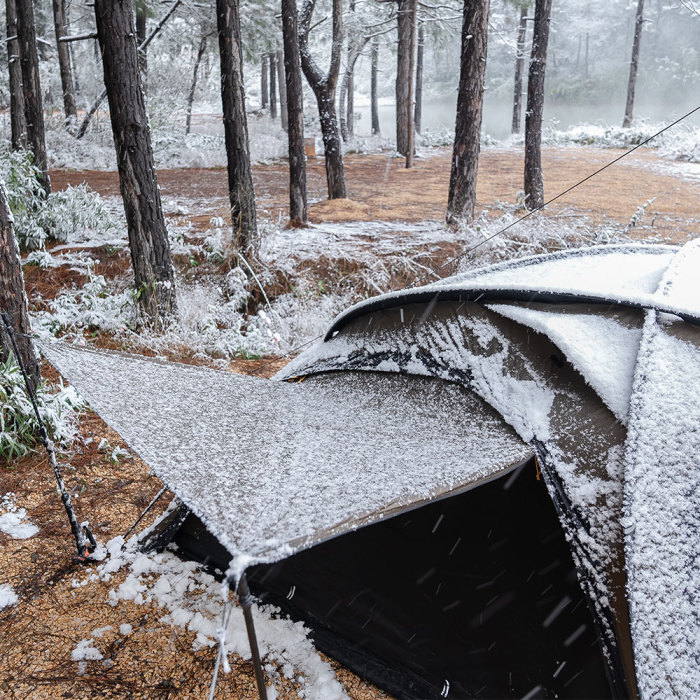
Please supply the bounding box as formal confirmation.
[39,241,700,699]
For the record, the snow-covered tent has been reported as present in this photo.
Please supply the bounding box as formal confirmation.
[39,241,700,699]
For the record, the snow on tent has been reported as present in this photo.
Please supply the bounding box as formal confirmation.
[39,241,700,700]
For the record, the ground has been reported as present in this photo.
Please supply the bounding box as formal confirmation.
[1,145,698,699]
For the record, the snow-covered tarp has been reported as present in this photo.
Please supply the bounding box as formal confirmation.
[39,342,531,569]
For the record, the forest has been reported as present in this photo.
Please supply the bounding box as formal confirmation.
[0,0,699,697]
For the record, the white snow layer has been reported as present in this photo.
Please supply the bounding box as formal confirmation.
[72,535,348,698]
[0,583,18,609]
[486,305,642,423]
[0,494,39,539]
[38,341,530,569]
[623,239,700,698]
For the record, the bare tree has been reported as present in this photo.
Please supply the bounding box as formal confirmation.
[94,0,177,326]
[5,0,27,150]
[216,0,259,255]
[299,0,347,199]
[340,38,367,141]
[371,39,380,135]
[15,0,50,194]
[0,182,40,389]
[512,5,527,134]
[136,0,148,81]
[186,34,209,135]
[523,0,552,210]
[623,0,645,128]
[261,53,269,109]
[282,0,308,224]
[414,20,424,134]
[269,51,277,120]
[446,0,490,225]
[51,0,77,125]
[276,48,288,131]
[395,0,417,160]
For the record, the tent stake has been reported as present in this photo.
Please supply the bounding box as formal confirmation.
[237,573,268,700]
[0,313,96,562]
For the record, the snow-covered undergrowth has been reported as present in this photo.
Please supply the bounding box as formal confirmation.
[0,144,121,250]
[0,357,85,462]
[29,212,663,361]
[44,112,287,172]
[539,122,700,163]
[72,536,346,698]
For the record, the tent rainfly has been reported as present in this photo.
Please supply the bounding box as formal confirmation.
[39,241,700,700]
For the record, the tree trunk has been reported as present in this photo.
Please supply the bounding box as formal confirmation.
[15,0,50,194]
[94,0,177,326]
[446,0,489,225]
[299,0,347,199]
[185,34,207,135]
[346,70,354,137]
[268,51,277,120]
[282,0,307,224]
[523,0,552,211]
[623,0,644,128]
[136,1,148,82]
[276,48,288,131]
[216,0,258,256]
[261,53,269,109]
[395,0,417,158]
[0,182,40,390]
[511,6,527,135]
[414,20,424,135]
[5,0,27,150]
[77,0,181,140]
[52,0,77,125]
[371,39,380,135]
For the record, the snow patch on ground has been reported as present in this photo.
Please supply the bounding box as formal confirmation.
[73,537,346,699]
[0,494,39,540]
[0,583,18,609]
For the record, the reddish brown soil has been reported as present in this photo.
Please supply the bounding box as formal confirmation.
[49,147,700,241]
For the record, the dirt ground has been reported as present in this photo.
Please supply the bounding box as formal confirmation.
[50,146,700,241]
[3,146,699,699]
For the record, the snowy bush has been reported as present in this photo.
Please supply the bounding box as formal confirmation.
[0,356,85,463]
[0,144,121,250]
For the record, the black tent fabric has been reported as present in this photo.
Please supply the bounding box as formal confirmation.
[168,458,615,699]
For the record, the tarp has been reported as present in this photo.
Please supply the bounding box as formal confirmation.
[39,342,531,568]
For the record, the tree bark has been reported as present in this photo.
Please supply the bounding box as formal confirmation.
[268,51,277,120]
[94,0,177,326]
[282,0,307,224]
[15,0,50,194]
[261,53,269,109]
[395,0,417,158]
[216,0,258,256]
[0,181,40,390]
[446,0,489,225]
[276,48,288,131]
[185,34,207,135]
[52,0,77,125]
[5,0,27,150]
[299,0,347,199]
[414,20,424,135]
[523,0,552,210]
[511,5,526,135]
[136,1,148,81]
[371,39,380,135]
[623,0,644,128]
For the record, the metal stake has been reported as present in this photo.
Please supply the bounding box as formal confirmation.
[237,573,268,700]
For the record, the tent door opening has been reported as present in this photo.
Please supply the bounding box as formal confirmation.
[156,459,617,699]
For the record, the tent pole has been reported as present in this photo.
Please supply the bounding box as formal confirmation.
[237,573,268,700]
